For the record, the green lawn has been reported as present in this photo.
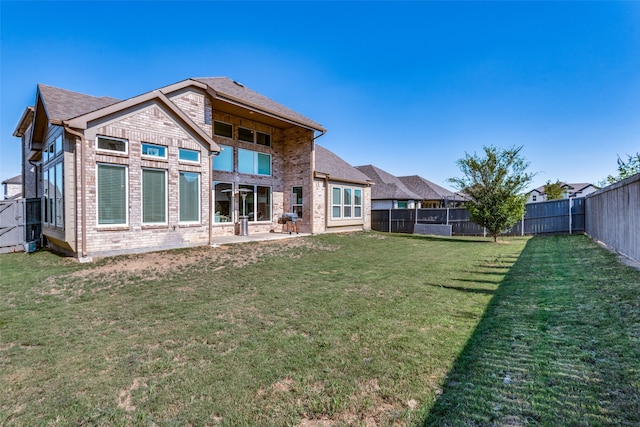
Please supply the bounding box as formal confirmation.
[1,233,638,426]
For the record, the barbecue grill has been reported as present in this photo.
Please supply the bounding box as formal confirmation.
[279,212,298,234]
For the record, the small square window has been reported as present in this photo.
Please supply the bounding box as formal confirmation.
[97,136,127,153]
[179,148,200,163]
[238,127,254,143]
[214,121,233,138]
[256,132,271,147]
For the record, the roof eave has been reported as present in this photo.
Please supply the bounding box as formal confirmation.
[13,106,35,137]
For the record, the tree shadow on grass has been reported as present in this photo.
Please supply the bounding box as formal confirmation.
[421,235,640,426]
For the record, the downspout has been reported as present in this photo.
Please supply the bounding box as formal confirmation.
[64,126,87,259]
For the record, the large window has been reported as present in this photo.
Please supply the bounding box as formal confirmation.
[142,169,167,224]
[331,185,363,219]
[238,148,271,176]
[179,171,200,223]
[97,136,127,154]
[213,182,233,223]
[240,184,271,222]
[98,164,127,225]
[213,145,233,172]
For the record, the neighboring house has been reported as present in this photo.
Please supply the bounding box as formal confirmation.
[2,175,22,200]
[398,175,466,208]
[13,78,369,259]
[355,164,460,209]
[355,165,423,210]
[526,182,599,203]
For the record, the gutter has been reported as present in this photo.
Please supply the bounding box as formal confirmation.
[63,125,88,259]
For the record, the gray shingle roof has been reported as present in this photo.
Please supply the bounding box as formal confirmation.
[38,84,120,121]
[398,175,457,200]
[194,77,325,131]
[355,165,422,200]
[1,174,22,185]
[315,145,371,183]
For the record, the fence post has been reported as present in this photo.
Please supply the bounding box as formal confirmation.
[446,207,449,225]
[569,197,573,235]
[521,212,524,236]
[388,208,391,233]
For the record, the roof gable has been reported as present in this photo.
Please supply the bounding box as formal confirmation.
[356,165,422,200]
[314,145,371,184]
[193,77,325,132]
[398,175,457,200]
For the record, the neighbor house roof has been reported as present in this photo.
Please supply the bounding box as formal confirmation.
[398,175,460,201]
[314,145,372,185]
[531,182,598,197]
[1,175,22,185]
[355,165,422,200]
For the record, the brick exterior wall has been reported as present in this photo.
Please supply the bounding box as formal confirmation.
[79,103,211,257]
[25,84,370,259]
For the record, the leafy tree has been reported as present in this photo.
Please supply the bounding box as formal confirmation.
[543,180,566,200]
[603,153,640,185]
[449,145,536,242]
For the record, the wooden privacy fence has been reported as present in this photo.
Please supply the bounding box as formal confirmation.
[0,198,41,254]
[585,174,640,262]
[372,198,585,236]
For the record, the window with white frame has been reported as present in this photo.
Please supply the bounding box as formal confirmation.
[98,164,127,225]
[331,185,363,219]
[238,148,271,176]
[179,171,200,223]
[213,182,233,223]
[239,184,271,221]
[142,169,167,224]
[213,145,233,172]
[179,148,200,163]
[141,143,167,159]
[96,135,128,154]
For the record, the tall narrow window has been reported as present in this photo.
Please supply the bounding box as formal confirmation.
[54,162,63,227]
[179,171,200,223]
[98,164,127,225]
[354,189,362,218]
[332,187,341,219]
[142,169,167,224]
[292,186,303,217]
[213,182,233,223]
[343,188,352,218]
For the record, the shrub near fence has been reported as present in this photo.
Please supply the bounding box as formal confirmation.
[372,198,585,236]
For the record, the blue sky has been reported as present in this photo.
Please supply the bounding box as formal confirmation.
[1,1,639,191]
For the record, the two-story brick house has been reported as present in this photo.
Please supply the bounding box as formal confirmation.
[13,78,371,260]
